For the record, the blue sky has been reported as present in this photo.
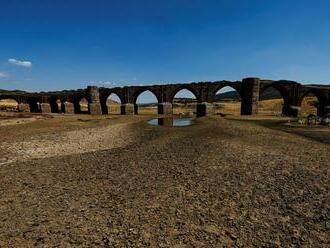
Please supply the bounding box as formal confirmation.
[0,0,330,93]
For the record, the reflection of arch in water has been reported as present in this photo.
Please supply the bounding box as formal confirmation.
[213,86,241,115]
[172,88,197,116]
[106,93,122,114]
[134,90,159,115]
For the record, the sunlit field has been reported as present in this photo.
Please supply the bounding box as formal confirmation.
[300,96,318,116]
[0,99,18,111]
[0,97,321,117]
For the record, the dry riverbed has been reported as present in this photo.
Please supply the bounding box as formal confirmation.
[0,113,329,247]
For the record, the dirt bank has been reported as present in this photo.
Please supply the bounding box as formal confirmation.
[0,115,329,247]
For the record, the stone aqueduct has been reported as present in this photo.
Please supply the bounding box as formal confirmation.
[1,78,330,117]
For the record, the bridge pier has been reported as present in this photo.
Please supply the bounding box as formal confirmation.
[40,103,51,113]
[283,104,299,117]
[62,102,74,114]
[325,106,330,115]
[241,78,260,115]
[89,103,102,115]
[158,102,172,115]
[87,86,102,115]
[121,103,135,115]
[18,103,30,112]
[197,102,214,117]
[317,104,330,116]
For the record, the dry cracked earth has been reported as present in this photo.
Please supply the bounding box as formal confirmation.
[0,114,329,247]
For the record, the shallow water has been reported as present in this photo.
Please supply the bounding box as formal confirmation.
[148,117,193,127]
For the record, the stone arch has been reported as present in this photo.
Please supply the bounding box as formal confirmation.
[50,97,63,113]
[133,88,161,105]
[260,84,290,102]
[298,89,327,116]
[171,88,198,116]
[72,92,89,114]
[259,83,291,116]
[100,89,124,115]
[258,86,285,116]
[77,97,89,114]
[169,86,201,103]
[213,85,242,116]
[212,82,242,100]
[106,93,122,114]
[134,89,159,115]
[27,97,41,113]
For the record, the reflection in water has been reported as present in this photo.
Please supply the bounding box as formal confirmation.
[148,117,193,127]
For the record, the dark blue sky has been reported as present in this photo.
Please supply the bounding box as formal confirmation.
[0,0,329,92]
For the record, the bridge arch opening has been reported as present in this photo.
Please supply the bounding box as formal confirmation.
[135,90,158,115]
[214,86,241,116]
[28,98,41,113]
[78,98,89,114]
[0,98,18,112]
[50,99,62,113]
[299,92,321,117]
[259,86,284,116]
[107,93,121,114]
[172,89,197,116]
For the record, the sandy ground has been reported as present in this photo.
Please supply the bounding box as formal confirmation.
[0,113,329,247]
[0,112,47,127]
[0,115,140,165]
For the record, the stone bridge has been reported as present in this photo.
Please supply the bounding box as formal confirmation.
[1,78,330,117]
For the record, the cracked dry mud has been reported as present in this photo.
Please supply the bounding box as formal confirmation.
[0,115,329,247]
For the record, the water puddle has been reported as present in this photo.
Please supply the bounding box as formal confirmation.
[148,117,194,127]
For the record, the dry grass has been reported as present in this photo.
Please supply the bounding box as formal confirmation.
[258,99,284,116]
[214,97,320,117]
[122,99,317,117]
[107,104,121,114]
[214,101,241,115]
[0,97,321,117]
[300,96,318,116]
[137,106,158,115]
[0,99,18,110]
[79,100,89,112]
[173,103,196,115]
[213,99,284,116]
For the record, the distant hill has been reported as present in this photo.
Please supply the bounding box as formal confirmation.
[215,91,241,101]
[215,88,282,101]
[0,89,27,94]
[173,98,197,104]
[107,99,120,105]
